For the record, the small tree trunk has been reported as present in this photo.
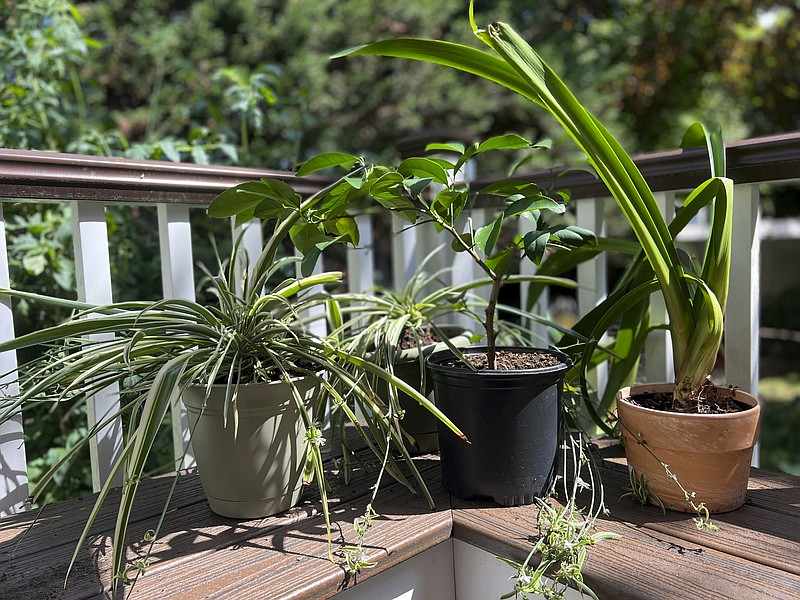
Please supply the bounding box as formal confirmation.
[485,278,503,369]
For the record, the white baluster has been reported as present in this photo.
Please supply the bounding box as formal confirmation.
[645,192,675,384]
[576,197,609,393]
[346,213,375,293]
[72,201,123,491]
[158,203,196,470]
[0,201,29,515]
[232,218,263,295]
[391,214,417,294]
[294,247,328,338]
[518,251,549,347]
[726,184,761,466]
[451,208,491,332]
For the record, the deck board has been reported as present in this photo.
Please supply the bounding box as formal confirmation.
[0,445,798,599]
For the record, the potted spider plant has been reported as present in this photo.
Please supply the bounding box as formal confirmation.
[222,138,595,506]
[0,193,465,589]
[339,1,760,515]
[329,250,476,454]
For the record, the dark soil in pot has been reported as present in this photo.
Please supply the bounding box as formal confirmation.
[379,325,472,454]
[427,346,570,506]
[626,384,751,414]
[437,349,563,371]
[397,322,442,349]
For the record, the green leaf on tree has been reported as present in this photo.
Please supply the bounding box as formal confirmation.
[296,152,360,176]
[397,157,449,184]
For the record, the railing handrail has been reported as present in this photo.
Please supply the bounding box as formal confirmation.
[0,148,328,204]
[1,131,798,205]
[478,131,800,198]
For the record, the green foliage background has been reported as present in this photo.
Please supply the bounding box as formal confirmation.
[2,0,798,500]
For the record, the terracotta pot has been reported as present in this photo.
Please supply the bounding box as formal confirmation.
[182,377,320,519]
[616,383,761,513]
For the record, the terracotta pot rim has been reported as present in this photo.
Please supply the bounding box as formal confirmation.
[617,383,760,420]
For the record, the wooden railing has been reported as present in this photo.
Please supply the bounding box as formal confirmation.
[1,132,799,516]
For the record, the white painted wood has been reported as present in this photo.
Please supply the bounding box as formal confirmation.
[726,184,761,466]
[462,208,493,305]
[450,209,489,331]
[453,539,584,600]
[71,201,124,491]
[645,192,675,384]
[334,539,585,600]
[232,218,263,295]
[452,539,517,600]
[158,204,196,301]
[726,184,760,393]
[519,259,550,346]
[517,213,551,347]
[294,247,328,338]
[418,184,449,284]
[157,204,196,470]
[0,202,29,515]
[346,213,375,293]
[576,197,609,393]
[391,214,417,295]
[336,540,455,600]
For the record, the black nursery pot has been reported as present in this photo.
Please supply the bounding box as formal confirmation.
[426,346,570,506]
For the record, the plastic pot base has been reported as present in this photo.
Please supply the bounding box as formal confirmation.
[205,487,303,520]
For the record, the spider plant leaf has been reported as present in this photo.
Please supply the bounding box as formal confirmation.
[65,436,135,589]
[330,348,467,442]
[268,272,343,301]
[109,354,191,588]
[30,401,134,504]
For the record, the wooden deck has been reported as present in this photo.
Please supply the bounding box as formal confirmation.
[0,445,798,599]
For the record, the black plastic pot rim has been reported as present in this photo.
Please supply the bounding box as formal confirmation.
[426,345,571,377]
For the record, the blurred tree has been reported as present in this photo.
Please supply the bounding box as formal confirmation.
[71,0,798,167]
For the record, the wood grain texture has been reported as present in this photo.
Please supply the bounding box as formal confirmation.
[0,445,798,599]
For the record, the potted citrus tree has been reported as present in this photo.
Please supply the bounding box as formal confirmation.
[338,1,760,516]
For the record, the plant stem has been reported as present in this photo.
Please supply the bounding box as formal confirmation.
[427,211,501,367]
[485,276,503,369]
